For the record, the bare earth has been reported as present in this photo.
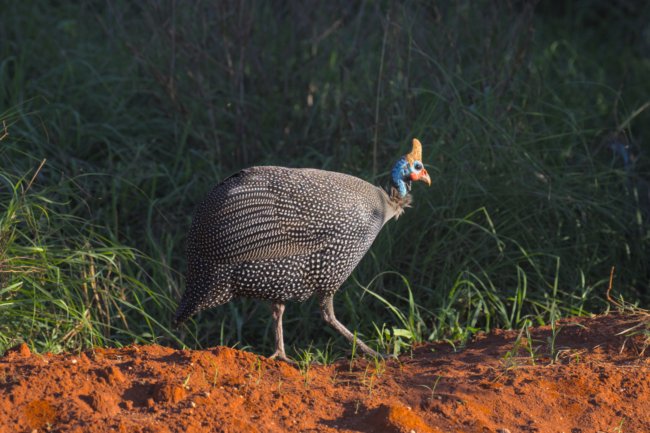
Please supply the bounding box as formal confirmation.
[1,313,648,433]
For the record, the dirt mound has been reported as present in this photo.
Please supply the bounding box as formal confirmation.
[1,314,648,432]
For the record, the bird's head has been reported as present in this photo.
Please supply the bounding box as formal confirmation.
[391,138,431,198]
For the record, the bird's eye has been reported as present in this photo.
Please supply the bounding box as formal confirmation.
[414,162,423,170]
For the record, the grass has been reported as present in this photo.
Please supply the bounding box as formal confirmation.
[0,160,188,352]
[420,375,443,403]
[295,346,315,386]
[1,1,649,357]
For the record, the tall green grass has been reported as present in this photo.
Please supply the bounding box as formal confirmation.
[0,158,192,353]
[1,1,649,357]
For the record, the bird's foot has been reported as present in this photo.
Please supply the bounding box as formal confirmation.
[269,350,295,364]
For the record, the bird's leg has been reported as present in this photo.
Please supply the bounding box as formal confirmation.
[319,294,382,358]
[269,302,292,362]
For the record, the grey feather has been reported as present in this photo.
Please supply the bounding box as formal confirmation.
[174,166,406,325]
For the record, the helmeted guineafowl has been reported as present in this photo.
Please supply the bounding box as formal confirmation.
[174,138,431,361]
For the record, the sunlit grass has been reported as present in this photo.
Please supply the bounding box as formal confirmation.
[0,160,191,353]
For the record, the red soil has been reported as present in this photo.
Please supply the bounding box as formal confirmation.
[1,313,648,433]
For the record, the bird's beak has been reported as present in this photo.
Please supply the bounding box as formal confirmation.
[410,168,431,186]
[421,170,431,186]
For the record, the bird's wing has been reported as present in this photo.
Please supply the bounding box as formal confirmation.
[188,166,386,264]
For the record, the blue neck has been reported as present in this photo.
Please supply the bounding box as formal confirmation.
[391,157,410,198]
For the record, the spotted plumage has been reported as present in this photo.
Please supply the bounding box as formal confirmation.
[174,139,431,361]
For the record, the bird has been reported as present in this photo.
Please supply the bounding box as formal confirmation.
[173,138,431,361]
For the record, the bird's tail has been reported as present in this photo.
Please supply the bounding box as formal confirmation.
[172,299,194,328]
[172,282,205,328]
[172,266,234,328]
[171,312,186,328]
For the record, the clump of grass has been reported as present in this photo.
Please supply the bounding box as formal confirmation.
[355,272,424,356]
[306,339,339,365]
[501,319,539,368]
[295,345,314,385]
[0,156,187,353]
[419,375,443,403]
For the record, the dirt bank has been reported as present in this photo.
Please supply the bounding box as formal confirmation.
[1,313,648,432]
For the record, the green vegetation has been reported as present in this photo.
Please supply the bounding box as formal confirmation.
[1,1,649,358]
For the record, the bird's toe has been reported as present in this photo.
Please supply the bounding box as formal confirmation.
[269,351,295,364]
